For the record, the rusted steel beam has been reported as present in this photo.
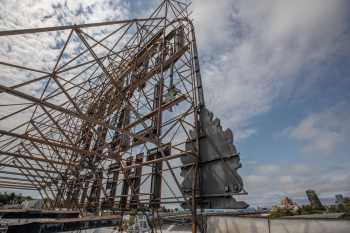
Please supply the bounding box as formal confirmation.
[0,184,38,190]
[0,17,163,36]
[20,152,58,199]
[0,84,158,146]
[0,129,96,157]
[0,175,38,182]
[51,75,84,114]
[0,61,50,74]
[16,166,50,206]
[0,180,36,187]
[0,170,50,179]
[40,107,76,146]
[2,161,58,174]
[14,158,54,202]
[29,121,72,164]
[20,144,66,191]
[125,95,186,130]
[75,29,119,89]
[118,151,188,171]
[0,149,72,166]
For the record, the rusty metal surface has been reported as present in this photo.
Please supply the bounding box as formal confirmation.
[181,108,247,209]
[0,0,246,232]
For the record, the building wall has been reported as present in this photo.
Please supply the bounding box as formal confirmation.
[207,215,350,233]
[207,216,269,233]
[271,219,350,233]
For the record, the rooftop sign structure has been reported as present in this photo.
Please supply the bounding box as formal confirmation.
[0,1,246,232]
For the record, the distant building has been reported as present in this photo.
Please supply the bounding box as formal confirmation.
[335,194,350,204]
[279,197,298,210]
[335,194,344,204]
[306,190,324,209]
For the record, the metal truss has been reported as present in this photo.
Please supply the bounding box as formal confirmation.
[0,0,205,232]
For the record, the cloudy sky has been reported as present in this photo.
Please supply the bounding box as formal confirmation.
[1,0,350,206]
[191,0,350,206]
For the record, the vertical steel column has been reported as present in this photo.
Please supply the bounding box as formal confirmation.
[119,157,133,210]
[130,153,143,209]
[107,162,120,208]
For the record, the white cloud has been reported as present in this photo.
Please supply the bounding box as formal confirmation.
[285,103,350,155]
[0,0,128,30]
[191,0,350,140]
[241,162,350,206]
[0,0,130,132]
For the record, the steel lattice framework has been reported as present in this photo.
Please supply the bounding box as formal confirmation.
[0,1,246,232]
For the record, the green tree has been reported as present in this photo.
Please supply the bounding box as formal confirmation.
[269,207,294,219]
[0,192,32,205]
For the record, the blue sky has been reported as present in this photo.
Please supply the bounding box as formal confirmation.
[0,0,349,206]
[188,0,350,206]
